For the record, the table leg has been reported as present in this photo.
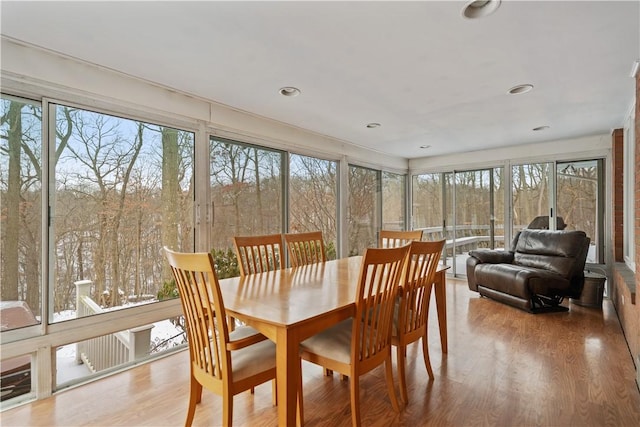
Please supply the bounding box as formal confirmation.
[276,328,299,426]
[434,270,447,353]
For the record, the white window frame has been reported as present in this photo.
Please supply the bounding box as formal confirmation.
[623,107,636,271]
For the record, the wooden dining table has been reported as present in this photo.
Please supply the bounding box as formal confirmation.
[218,256,449,426]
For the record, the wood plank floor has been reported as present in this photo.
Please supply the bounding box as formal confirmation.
[2,278,640,426]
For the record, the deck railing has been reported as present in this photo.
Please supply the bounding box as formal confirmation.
[74,280,154,373]
[419,225,505,254]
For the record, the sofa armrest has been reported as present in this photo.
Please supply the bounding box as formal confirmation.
[468,249,514,264]
[466,250,514,292]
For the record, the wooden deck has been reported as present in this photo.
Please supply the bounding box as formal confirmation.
[2,278,639,426]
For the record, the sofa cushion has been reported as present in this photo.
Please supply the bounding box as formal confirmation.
[513,230,588,277]
[475,263,571,299]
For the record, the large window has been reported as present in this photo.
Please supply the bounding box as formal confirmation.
[512,162,552,234]
[1,95,43,331]
[289,154,338,259]
[209,138,283,275]
[382,171,405,231]
[209,139,342,266]
[513,160,602,264]
[413,169,503,275]
[348,166,380,255]
[51,104,195,322]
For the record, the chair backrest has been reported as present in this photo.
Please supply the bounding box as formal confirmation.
[233,233,284,276]
[283,230,326,267]
[397,240,445,338]
[379,229,423,248]
[353,245,410,366]
[163,247,230,383]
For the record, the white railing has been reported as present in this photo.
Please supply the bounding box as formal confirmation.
[74,280,154,373]
[419,225,505,252]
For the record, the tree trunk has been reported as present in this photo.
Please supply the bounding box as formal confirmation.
[162,127,179,280]
[2,102,23,302]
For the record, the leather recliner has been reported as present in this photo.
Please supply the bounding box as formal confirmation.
[466,229,590,313]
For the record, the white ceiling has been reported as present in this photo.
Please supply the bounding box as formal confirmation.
[1,1,638,159]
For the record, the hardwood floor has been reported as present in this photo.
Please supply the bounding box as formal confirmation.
[2,278,640,426]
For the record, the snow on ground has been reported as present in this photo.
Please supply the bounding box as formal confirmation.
[53,303,185,385]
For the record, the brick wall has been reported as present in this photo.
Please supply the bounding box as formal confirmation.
[610,68,640,380]
[612,128,624,261]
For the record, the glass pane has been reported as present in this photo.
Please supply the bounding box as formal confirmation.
[0,96,42,330]
[210,139,282,276]
[0,352,32,402]
[557,160,599,263]
[512,162,552,235]
[52,105,194,322]
[454,170,494,274]
[289,154,338,260]
[382,172,405,231]
[493,167,506,250]
[56,317,186,388]
[348,165,379,255]
[412,173,444,238]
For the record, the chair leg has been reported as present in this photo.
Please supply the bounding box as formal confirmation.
[222,391,233,427]
[349,374,361,427]
[297,358,304,426]
[397,344,409,404]
[385,356,400,412]
[421,336,434,380]
[324,368,333,376]
[227,315,236,332]
[272,379,278,406]
[185,377,201,427]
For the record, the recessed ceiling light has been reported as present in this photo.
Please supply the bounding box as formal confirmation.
[366,123,381,129]
[462,0,501,19]
[508,84,534,95]
[420,145,431,149]
[533,125,550,131]
[279,87,300,97]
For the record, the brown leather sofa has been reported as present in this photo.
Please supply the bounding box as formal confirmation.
[466,229,590,313]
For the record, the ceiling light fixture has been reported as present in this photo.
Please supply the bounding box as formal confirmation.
[279,86,300,97]
[508,84,534,95]
[366,123,381,129]
[533,125,550,131]
[462,0,501,19]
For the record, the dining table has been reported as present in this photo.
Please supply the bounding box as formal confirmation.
[218,256,449,426]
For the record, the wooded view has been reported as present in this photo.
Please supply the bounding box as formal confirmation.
[1,96,600,335]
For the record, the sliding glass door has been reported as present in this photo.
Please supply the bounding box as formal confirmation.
[413,169,503,275]
[557,160,602,263]
[512,160,602,264]
[452,168,504,274]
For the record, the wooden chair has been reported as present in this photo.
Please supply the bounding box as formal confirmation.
[392,239,445,404]
[283,230,326,267]
[379,229,423,248]
[163,247,277,427]
[233,233,284,276]
[298,245,410,426]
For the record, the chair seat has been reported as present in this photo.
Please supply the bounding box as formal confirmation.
[299,319,352,365]
[228,327,276,382]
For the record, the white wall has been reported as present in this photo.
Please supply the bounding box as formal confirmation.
[1,37,407,172]
[409,133,610,173]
